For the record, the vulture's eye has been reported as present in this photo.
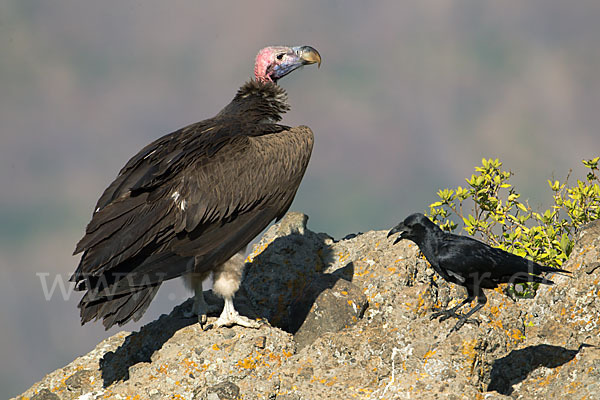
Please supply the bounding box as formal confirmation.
[276,53,284,60]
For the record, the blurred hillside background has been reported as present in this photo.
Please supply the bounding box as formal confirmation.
[1,1,600,397]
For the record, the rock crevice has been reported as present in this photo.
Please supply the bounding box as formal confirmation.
[15,213,600,400]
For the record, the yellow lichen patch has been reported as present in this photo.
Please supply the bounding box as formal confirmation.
[282,349,293,358]
[212,343,220,351]
[509,328,525,343]
[246,240,274,263]
[423,349,437,362]
[340,290,348,296]
[354,265,370,277]
[387,267,397,274]
[236,348,293,372]
[337,251,351,264]
[567,380,582,394]
[489,319,503,330]
[157,364,169,374]
[529,366,560,387]
[182,357,197,369]
[461,339,478,369]
[411,292,428,314]
[181,357,204,376]
[236,356,258,370]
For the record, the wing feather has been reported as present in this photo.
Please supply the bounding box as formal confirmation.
[73,119,313,328]
[436,234,567,283]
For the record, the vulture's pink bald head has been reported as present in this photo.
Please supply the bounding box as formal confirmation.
[254,45,321,83]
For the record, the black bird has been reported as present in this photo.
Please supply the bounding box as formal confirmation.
[71,45,321,330]
[388,213,570,333]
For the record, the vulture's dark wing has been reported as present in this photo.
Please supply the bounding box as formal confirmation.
[72,120,313,327]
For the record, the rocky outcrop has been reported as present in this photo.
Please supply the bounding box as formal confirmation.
[14,214,600,399]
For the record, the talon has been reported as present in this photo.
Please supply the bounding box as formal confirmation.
[449,316,480,333]
[214,297,261,329]
[430,308,461,321]
[215,314,261,329]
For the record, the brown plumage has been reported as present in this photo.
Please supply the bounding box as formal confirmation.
[71,46,321,329]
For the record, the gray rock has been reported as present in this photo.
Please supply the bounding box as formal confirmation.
[13,213,600,400]
[242,212,338,331]
[291,276,367,350]
[201,381,240,400]
[64,369,94,393]
[30,389,60,400]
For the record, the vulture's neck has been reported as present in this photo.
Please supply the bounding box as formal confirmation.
[218,80,291,124]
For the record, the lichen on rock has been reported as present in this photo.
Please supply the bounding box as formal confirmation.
[14,213,600,400]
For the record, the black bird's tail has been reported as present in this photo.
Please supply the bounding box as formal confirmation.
[511,261,571,286]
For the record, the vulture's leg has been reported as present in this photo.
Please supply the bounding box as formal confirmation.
[183,269,217,329]
[213,248,260,329]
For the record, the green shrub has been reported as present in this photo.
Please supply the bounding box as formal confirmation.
[428,157,600,274]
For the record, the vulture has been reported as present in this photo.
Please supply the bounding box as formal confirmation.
[71,45,321,330]
[388,213,570,333]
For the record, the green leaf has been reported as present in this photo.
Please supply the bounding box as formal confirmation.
[428,156,599,272]
[559,233,574,257]
[517,203,528,213]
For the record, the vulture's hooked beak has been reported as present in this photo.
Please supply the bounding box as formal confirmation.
[387,224,406,245]
[294,46,322,68]
[255,46,321,83]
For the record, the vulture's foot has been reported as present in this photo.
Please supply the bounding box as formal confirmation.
[214,297,260,329]
[215,312,261,329]
[183,290,220,330]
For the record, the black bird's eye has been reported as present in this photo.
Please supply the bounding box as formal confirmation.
[276,53,284,60]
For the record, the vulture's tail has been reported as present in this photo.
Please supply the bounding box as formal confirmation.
[79,284,161,329]
[75,252,193,329]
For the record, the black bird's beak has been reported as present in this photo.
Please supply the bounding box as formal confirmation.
[387,224,406,245]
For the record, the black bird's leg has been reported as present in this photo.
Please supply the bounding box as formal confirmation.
[449,287,487,333]
[430,297,471,322]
